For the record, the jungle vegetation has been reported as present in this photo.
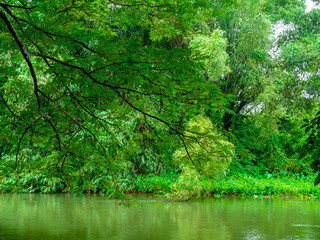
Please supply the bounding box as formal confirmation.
[1,0,320,198]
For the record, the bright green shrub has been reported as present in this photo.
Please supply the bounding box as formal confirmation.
[171,116,234,198]
[173,115,234,178]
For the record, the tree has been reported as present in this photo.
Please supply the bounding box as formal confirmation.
[216,0,320,173]
[0,0,233,192]
[215,0,273,130]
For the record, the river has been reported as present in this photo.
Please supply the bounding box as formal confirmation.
[0,194,320,239]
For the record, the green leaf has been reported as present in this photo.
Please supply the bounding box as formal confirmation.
[305,126,312,133]
[311,160,320,173]
[314,173,320,187]
[303,118,309,123]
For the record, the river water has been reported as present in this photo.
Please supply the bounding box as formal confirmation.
[1,194,320,240]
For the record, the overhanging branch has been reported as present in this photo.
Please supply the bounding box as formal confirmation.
[0,8,64,150]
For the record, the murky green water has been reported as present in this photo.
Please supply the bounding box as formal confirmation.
[1,194,320,240]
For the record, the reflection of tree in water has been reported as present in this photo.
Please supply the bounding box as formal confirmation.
[1,195,230,240]
[0,195,234,240]
[165,200,232,240]
[2,195,320,240]
[215,199,320,240]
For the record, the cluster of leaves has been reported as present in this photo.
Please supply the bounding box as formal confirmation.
[173,116,234,178]
[301,111,320,186]
[170,116,234,198]
[0,173,63,193]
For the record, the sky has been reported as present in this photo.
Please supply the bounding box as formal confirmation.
[306,0,320,12]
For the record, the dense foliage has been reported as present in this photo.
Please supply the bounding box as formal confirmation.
[1,0,320,197]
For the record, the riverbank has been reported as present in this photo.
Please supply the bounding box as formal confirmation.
[125,173,320,199]
[1,172,319,198]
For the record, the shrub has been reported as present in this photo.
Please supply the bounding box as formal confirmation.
[173,115,234,178]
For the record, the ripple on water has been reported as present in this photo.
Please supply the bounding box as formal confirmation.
[292,224,320,228]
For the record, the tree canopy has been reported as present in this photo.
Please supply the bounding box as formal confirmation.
[1,0,320,194]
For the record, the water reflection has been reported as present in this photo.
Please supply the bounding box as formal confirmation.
[0,194,320,240]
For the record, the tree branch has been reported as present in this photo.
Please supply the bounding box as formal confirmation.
[0,3,37,10]
[0,8,64,150]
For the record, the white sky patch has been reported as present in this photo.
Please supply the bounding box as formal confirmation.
[242,102,265,115]
[298,71,313,81]
[301,90,313,98]
[269,21,295,58]
[306,0,320,12]
[269,1,320,58]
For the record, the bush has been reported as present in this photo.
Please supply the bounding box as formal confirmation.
[173,115,234,178]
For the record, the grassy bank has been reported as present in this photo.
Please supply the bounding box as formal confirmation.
[1,172,319,199]
[205,175,319,198]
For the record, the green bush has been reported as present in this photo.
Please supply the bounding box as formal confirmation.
[173,115,234,178]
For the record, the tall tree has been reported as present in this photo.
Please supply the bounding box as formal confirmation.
[0,0,231,179]
[216,0,273,130]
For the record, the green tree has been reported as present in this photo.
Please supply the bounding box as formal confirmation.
[216,0,273,130]
[0,0,233,193]
[227,0,320,172]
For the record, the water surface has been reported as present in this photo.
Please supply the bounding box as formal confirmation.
[1,194,320,240]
